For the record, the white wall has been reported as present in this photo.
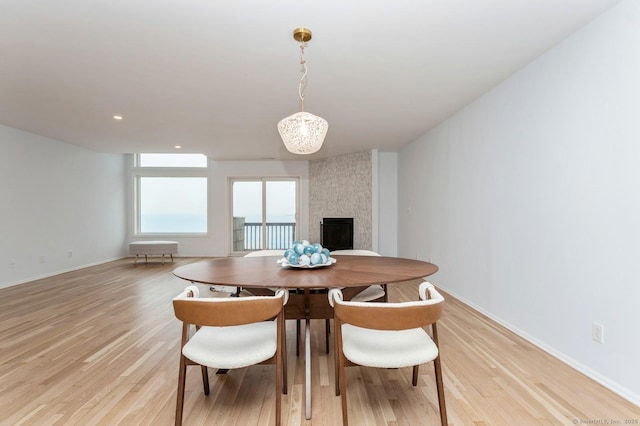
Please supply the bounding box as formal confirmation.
[377,151,398,256]
[398,0,640,405]
[126,158,309,256]
[1,125,127,288]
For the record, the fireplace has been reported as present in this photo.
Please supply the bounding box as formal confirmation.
[321,218,353,251]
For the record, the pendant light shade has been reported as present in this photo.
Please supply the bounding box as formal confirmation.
[278,27,328,155]
[278,111,328,155]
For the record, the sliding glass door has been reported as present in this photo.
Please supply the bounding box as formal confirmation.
[231,178,298,252]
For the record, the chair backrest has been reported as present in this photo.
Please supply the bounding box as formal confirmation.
[244,250,285,257]
[329,282,443,330]
[330,249,381,257]
[173,286,288,327]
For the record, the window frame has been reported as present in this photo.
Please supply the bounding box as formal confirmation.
[133,154,209,237]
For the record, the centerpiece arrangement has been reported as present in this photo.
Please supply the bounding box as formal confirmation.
[278,240,335,268]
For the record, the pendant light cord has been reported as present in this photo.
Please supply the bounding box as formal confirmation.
[298,42,308,112]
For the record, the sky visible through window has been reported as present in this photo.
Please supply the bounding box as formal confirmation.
[139,179,207,234]
[137,154,208,233]
[233,180,296,223]
[139,153,207,167]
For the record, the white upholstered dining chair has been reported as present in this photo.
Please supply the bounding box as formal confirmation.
[172,285,289,425]
[205,250,287,295]
[328,281,447,426]
[330,249,387,302]
[243,249,286,257]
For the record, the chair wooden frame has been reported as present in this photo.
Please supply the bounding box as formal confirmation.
[172,286,288,425]
[329,283,447,426]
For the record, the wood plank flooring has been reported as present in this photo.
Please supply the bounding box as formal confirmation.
[0,258,638,425]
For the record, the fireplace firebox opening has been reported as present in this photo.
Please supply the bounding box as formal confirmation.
[321,218,354,251]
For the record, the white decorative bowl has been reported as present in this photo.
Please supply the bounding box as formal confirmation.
[277,257,336,269]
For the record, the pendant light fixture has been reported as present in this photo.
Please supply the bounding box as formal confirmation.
[277,27,328,155]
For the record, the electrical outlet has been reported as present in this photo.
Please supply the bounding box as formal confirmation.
[39,255,46,264]
[67,251,73,258]
[592,322,604,344]
[9,259,16,269]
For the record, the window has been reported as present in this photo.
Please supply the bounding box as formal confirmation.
[135,154,208,235]
[138,153,207,168]
[230,178,298,252]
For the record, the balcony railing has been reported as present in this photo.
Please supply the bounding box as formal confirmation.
[243,222,296,250]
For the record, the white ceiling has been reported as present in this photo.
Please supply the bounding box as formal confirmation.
[1,0,620,161]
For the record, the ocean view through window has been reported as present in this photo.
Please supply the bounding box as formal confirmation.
[135,154,208,235]
[139,177,207,233]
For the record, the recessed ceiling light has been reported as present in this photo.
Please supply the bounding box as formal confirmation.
[174,145,182,149]
[113,115,123,120]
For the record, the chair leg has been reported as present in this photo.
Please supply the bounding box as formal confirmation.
[175,356,187,426]
[339,355,349,426]
[296,320,301,356]
[201,365,209,395]
[412,365,419,386]
[334,331,340,396]
[282,318,288,395]
[433,356,448,426]
[325,319,330,354]
[276,352,282,425]
[276,311,286,424]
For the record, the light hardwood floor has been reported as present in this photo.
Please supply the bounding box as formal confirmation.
[1,258,638,425]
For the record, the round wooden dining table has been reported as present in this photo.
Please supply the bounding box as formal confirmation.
[173,255,438,420]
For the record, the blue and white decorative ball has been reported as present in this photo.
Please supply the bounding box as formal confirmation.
[283,240,330,266]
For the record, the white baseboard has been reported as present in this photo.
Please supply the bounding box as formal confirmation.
[438,285,640,408]
[0,257,126,290]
